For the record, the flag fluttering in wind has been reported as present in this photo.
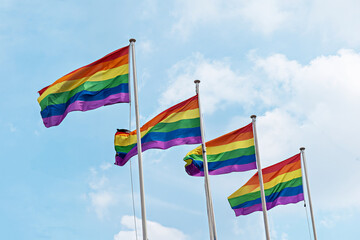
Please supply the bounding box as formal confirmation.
[37,46,130,128]
[228,153,304,216]
[114,95,202,166]
[183,123,257,176]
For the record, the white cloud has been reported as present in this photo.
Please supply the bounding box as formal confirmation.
[232,216,269,240]
[171,0,223,39]
[138,40,155,55]
[86,165,119,219]
[239,0,297,35]
[114,215,188,240]
[170,0,299,38]
[170,0,360,45]
[100,162,112,171]
[159,53,255,114]
[8,123,16,132]
[307,0,360,46]
[244,49,360,211]
[163,49,360,214]
[88,191,114,219]
[320,212,353,228]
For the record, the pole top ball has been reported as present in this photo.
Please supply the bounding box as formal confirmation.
[250,115,257,119]
[300,147,305,151]
[129,38,136,43]
[194,80,200,84]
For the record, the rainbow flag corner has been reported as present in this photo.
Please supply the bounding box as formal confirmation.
[184,123,257,176]
[38,45,130,128]
[115,95,202,166]
[228,153,304,216]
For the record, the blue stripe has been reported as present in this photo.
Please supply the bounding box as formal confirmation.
[141,126,201,143]
[232,185,304,209]
[190,154,256,171]
[116,126,201,156]
[41,83,128,118]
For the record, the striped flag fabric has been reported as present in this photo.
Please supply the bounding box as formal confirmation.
[228,153,304,216]
[183,123,257,176]
[37,46,130,128]
[115,95,202,166]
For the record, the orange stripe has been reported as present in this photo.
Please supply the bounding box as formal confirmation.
[124,95,199,136]
[245,160,301,186]
[206,123,253,147]
[207,131,253,147]
[262,160,301,183]
[45,54,128,88]
[141,98,197,132]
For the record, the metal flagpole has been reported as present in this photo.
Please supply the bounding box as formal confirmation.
[300,147,318,240]
[194,80,217,240]
[129,38,148,240]
[251,115,271,240]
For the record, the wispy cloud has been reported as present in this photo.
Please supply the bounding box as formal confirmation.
[163,49,360,215]
[114,215,188,240]
[320,212,353,228]
[159,53,254,114]
[170,0,360,46]
[85,165,121,219]
[8,123,17,132]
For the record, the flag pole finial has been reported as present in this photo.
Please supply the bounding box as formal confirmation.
[300,147,305,151]
[129,38,136,43]
[250,115,257,119]
[194,80,201,94]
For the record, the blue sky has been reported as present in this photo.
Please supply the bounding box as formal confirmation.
[1,0,360,239]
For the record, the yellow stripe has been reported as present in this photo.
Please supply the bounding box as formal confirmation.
[115,109,199,146]
[38,64,128,103]
[186,138,254,156]
[160,108,199,124]
[228,184,258,199]
[115,133,137,146]
[262,168,302,190]
[229,169,302,198]
[186,145,202,156]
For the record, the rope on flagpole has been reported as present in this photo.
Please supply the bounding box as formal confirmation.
[303,199,313,240]
[127,65,139,240]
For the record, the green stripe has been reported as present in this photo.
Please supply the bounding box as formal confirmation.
[229,177,303,207]
[148,118,200,133]
[115,118,200,152]
[115,142,136,153]
[185,146,255,163]
[40,74,128,110]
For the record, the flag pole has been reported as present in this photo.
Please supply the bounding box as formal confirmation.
[251,115,271,240]
[194,80,217,240]
[300,147,317,240]
[129,38,148,240]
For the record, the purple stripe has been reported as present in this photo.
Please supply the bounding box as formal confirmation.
[42,92,129,128]
[233,193,304,216]
[185,162,257,176]
[115,136,202,166]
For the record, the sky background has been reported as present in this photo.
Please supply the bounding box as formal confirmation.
[1,0,360,239]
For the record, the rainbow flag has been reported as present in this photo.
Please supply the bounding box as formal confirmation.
[37,46,130,128]
[115,95,202,166]
[183,123,257,176]
[228,153,304,216]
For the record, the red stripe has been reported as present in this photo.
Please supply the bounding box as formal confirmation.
[38,46,129,96]
[138,95,199,132]
[263,153,301,175]
[38,86,50,95]
[206,123,253,147]
[120,95,199,136]
[244,154,301,185]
